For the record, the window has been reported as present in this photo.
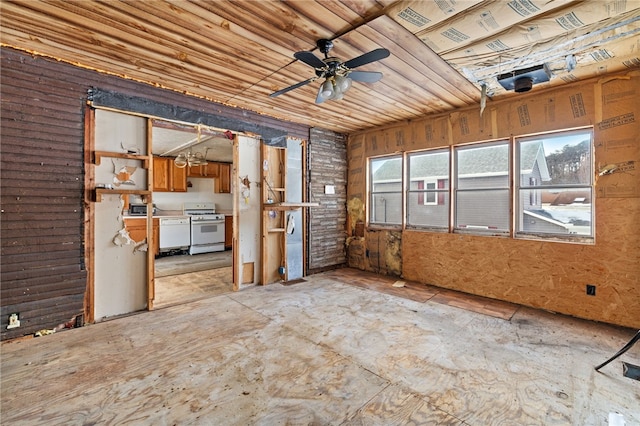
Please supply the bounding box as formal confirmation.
[406,150,449,228]
[366,127,594,244]
[369,155,402,226]
[454,141,510,234]
[515,128,593,241]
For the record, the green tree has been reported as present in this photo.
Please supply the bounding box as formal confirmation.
[546,140,590,184]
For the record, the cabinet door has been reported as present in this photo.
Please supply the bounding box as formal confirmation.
[219,163,231,193]
[187,165,203,177]
[171,162,188,192]
[153,156,170,192]
[203,162,219,177]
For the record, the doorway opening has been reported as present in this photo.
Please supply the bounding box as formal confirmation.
[150,120,235,308]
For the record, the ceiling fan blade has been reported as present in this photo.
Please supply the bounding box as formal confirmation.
[294,51,326,69]
[270,77,316,98]
[343,48,390,69]
[348,71,383,83]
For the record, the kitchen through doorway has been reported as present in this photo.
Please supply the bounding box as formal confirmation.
[150,120,235,308]
[153,250,233,308]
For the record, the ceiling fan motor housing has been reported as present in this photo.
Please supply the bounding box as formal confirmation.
[317,39,334,55]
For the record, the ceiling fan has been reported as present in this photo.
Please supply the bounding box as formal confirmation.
[270,39,390,104]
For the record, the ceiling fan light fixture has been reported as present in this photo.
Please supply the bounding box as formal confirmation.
[320,79,334,98]
[335,74,352,92]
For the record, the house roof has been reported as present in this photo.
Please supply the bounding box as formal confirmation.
[374,141,546,180]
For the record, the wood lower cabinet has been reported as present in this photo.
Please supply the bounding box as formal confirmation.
[124,217,160,256]
[153,156,187,192]
[224,215,233,249]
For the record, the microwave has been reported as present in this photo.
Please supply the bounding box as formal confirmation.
[128,203,156,216]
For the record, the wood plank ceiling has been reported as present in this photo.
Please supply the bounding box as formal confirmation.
[1,1,638,134]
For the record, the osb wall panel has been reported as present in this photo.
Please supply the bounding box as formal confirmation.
[348,71,640,328]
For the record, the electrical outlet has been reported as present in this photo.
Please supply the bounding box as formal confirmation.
[586,284,596,296]
[7,313,20,329]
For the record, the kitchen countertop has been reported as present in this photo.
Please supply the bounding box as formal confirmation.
[122,212,189,220]
[123,209,231,218]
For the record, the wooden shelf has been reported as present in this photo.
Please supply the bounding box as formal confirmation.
[94,188,151,202]
[94,151,150,168]
[264,202,320,211]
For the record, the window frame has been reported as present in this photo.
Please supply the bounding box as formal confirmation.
[453,139,511,236]
[405,148,450,231]
[364,126,595,245]
[368,154,404,229]
[514,127,595,244]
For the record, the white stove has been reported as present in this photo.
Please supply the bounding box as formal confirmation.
[183,202,225,254]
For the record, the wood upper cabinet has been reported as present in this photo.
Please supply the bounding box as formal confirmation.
[153,156,187,192]
[187,162,219,178]
[187,165,203,177]
[203,162,219,178]
[217,163,231,193]
[124,218,160,255]
[172,165,187,191]
[153,156,171,191]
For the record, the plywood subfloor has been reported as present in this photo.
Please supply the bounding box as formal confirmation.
[325,267,519,320]
[2,268,639,425]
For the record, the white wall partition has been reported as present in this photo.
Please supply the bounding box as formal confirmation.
[234,135,261,288]
[93,110,148,320]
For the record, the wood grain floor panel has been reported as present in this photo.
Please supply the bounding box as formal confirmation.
[2,272,638,425]
[326,267,518,320]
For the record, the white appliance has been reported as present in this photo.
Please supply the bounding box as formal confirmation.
[159,216,191,253]
[183,202,226,254]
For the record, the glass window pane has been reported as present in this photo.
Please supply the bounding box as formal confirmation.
[457,143,509,189]
[518,188,592,236]
[370,155,402,226]
[516,129,593,240]
[370,193,402,224]
[407,191,449,227]
[520,130,592,186]
[454,141,509,234]
[407,150,449,228]
[456,189,510,231]
[372,157,401,185]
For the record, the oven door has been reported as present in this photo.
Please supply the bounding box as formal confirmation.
[190,219,225,247]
